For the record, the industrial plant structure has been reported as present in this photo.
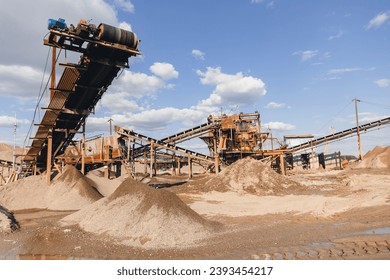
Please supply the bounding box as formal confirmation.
[1,18,390,185]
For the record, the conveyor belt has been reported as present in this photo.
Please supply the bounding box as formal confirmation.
[288,116,390,152]
[116,126,214,164]
[130,121,218,159]
[24,20,139,168]
[160,122,217,144]
[25,67,80,162]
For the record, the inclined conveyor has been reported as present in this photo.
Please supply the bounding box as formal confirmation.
[24,19,139,169]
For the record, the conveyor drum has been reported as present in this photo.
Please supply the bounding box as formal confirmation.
[98,23,139,49]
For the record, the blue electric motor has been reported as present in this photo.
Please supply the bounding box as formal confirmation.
[48,18,67,30]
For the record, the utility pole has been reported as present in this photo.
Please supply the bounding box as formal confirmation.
[108,118,113,135]
[81,121,86,175]
[353,98,363,160]
[46,131,53,185]
[50,44,56,100]
[12,114,17,172]
[47,43,56,185]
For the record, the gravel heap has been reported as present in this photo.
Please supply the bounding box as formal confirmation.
[357,146,390,169]
[0,165,102,211]
[0,204,19,233]
[182,157,303,195]
[61,177,221,248]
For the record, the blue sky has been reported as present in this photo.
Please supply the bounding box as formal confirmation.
[0,0,389,156]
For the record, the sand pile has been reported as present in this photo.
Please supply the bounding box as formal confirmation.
[61,177,220,248]
[0,143,24,163]
[0,204,19,233]
[85,169,126,197]
[0,212,10,233]
[357,146,390,169]
[190,157,303,195]
[0,143,12,151]
[0,165,102,211]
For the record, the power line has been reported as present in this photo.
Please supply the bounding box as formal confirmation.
[359,99,390,110]
[23,47,62,149]
[36,48,51,121]
[315,100,353,135]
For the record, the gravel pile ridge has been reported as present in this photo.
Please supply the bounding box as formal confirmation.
[0,165,102,211]
[180,157,304,195]
[61,177,221,248]
[357,146,390,169]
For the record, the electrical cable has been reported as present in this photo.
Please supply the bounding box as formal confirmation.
[359,99,390,110]
[315,100,353,135]
[22,47,50,149]
[23,47,62,149]
[37,48,51,121]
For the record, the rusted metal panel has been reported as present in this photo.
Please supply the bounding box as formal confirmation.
[221,114,238,129]
[57,67,79,91]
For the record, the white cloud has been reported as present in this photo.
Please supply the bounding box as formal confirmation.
[0,0,142,142]
[0,116,18,127]
[267,1,275,8]
[334,112,389,130]
[114,0,135,13]
[196,67,266,107]
[0,64,44,98]
[366,11,390,29]
[89,105,210,132]
[101,69,170,113]
[0,0,120,65]
[264,121,295,131]
[180,142,209,151]
[192,49,205,60]
[265,102,286,109]
[0,115,29,127]
[127,108,180,129]
[326,67,375,79]
[251,0,274,8]
[149,62,179,80]
[374,78,390,88]
[358,112,388,123]
[102,64,180,114]
[328,67,364,75]
[101,92,143,112]
[293,50,319,62]
[91,65,266,133]
[85,117,121,133]
[118,21,132,31]
[0,65,41,80]
[328,30,344,40]
[0,0,134,100]
[321,52,332,60]
[108,70,164,99]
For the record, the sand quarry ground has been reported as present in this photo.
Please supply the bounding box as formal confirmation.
[0,146,390,260]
